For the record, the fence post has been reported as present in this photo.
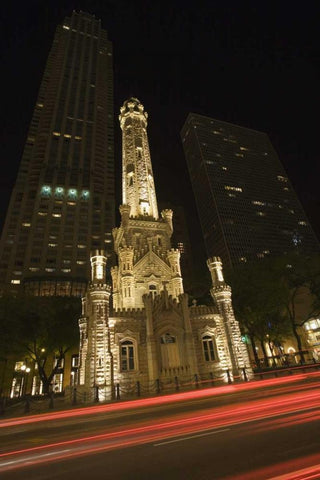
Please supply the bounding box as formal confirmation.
[0,397,5,415]
[72,387,77,405]
[116,383,120,400]
[156,379,160,394]
[94,385,99,403]
[174,376,179,391]
[24,395,30,413]
[242,367,248,382]
[227,369,232,384]
[136,381,141,397]
[209,372,214,387]
[194,374,199,389]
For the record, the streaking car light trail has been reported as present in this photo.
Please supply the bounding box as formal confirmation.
[0,385,319,473]
[1,371,319,428]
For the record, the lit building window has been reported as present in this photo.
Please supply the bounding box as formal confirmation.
[239,257,247,262]
[224,186,242,192]
[77,244,86,249]
[256,211,266,216]
[222,166,228,171]
[62,25,70,30]
[81,190,90,200]
[240,146,248,151]
[45,268,55,272]
[52,132,60,137]
[55,187,64,197]
[235,153,244,158]
[48,243,57,247]
[252,200,266,206]
[29,267,39,272]
[202,335,215,362]
[36,103,44,108]
[120,340,135,371]
[76,260,85,265]
[41,185,51,197]
[62,268,71,273]
[277,175,288,182]
[177,242,185,254]
[71,355,79,367]
[283,187,289,191]
[22,222,31,227]
[298,221,307,226]
[64,134,72,139]
[52,213,61,218]
[11,279,21,285]
[75,136,82,140]
[68,189,78,199]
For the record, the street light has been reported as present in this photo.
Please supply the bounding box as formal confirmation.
[19,364,31,397]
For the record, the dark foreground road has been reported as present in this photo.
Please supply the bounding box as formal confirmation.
[1,372,320,479]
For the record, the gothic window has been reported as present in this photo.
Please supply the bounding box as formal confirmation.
[202,335,215,362]
[120,340,135,371]
[149,284,157,298]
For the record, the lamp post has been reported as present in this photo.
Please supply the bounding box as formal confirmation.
[20,364,31,397]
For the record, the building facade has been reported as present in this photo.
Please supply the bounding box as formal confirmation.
[78,98,251,398]
[0,11,115,296]
[181,114,320,270]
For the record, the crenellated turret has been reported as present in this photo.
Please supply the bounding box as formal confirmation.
[207,256,252,379]
[161,209,173,234]
[90,250,107,284]
[167,248,181,276]
[207,256,225,285]
[119,98,159,219]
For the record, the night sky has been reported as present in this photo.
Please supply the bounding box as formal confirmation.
[1,0,320,248]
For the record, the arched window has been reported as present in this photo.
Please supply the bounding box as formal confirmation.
[202,335,215,362]
[120,340,135,371]
[149,284,157,298]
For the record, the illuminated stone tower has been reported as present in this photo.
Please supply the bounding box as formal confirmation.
[120,98,158,219]
[79,250,113,392]
[78,98,252,398]
[208,256,251,377]
[111,98,184,310]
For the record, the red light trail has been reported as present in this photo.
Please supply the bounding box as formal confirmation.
[1,370,319,429]
[0,379,320,474]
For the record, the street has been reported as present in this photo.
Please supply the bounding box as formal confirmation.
[1,372,320,479]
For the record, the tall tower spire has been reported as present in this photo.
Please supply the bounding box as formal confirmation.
[119,97,159,219]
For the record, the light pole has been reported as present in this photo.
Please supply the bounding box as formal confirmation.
[20,364,31,397]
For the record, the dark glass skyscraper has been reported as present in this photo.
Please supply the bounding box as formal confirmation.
[0,11,115,295]
[181,113,320,269]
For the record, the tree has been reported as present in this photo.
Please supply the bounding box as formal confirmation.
[226,259,291,367]
[0,294,81,394]
[270,253,320,361]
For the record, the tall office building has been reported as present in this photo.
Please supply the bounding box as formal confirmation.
[181,113,320,270]
[0,11,115,296]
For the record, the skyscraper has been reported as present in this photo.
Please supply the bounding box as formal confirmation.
[0,11,115,296]
[181,113,320,270]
